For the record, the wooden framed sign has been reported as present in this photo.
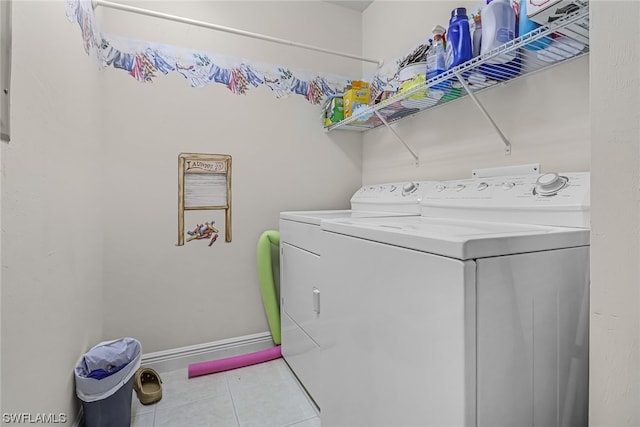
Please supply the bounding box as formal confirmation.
[178,153,232,245]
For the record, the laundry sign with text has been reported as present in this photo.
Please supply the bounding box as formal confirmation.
[178,153,232,245]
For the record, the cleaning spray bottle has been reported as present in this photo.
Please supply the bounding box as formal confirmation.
[426,25,448,89]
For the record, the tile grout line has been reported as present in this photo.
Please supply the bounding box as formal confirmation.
[224,370,242,427]
[151,403,157,427]
[281,415,320,427]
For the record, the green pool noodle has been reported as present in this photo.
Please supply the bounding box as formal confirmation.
[257,230,281,345]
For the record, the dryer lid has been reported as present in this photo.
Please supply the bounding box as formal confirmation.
[280,209,417,226]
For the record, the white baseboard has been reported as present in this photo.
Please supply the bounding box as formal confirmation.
[140,331,276,373]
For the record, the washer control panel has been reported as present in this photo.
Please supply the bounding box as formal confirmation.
[351,181,435,213]
[420,172,590,227]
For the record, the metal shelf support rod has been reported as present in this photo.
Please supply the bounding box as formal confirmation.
[455,73,512,155]
[91,0,384,66]
[374,110,419,165]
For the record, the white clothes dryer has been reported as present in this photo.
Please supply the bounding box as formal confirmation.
[320,172,590,427]
[279,181,432,408]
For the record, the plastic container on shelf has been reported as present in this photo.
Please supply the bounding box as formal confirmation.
[472,14,482,57]
[480,0,516,61]
[479,0,521,80]
[398,62,428,101]
[445,7,473,70]
[426,27,450,90]
[519,0,552,50]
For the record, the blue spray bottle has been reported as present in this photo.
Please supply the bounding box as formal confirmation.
[426,26,449,89]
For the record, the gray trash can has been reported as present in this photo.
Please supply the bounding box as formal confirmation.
[75,337,141,427]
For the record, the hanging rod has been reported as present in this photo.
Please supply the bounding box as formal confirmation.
[91,0,384,67]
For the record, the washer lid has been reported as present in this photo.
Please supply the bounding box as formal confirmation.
[321,216,590,260]
[280,210,417,226]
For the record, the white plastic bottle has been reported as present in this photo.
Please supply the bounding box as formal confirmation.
[472,14,482,57]
[480,0,516,64]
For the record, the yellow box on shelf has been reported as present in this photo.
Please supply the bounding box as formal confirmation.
[343,81,370,118]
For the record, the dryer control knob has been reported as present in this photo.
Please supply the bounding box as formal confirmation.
[402,182,418,196]
[477,182,489,191]
[500,181,516,190]
[535,173,568,196]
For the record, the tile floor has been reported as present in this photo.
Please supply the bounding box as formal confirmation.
[130,358,320,427]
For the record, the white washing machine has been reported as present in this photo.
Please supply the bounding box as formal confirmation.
[279,181,432,407]
[319,171,590,427]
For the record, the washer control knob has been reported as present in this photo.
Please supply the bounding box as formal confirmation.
[501,181,516,190]
[389,185,397,192]
[477,182,489,191]
[402,182,418,196]
[455,184,466,192]
[535,173,568,196]
[435,184,447,192]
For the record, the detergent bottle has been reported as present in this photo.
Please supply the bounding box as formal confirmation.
[479,0,521,80]
[445,7,472,70]
[519,0,551,50]
[480,0,516,62]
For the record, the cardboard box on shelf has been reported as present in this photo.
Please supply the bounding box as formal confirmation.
[343,81,370,118]
[526,0,589,45]
[526,0,587,25]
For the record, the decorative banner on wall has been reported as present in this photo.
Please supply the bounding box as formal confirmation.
[66,0,102,62]
[66,0,353,104]
[178,153,232,247]
[101,33,352,104]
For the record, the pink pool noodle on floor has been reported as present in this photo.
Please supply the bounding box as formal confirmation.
[188,345,282,378]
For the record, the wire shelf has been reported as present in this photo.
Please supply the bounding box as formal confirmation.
[325,6,589,132]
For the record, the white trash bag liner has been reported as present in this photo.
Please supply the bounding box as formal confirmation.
[75,337,141,403]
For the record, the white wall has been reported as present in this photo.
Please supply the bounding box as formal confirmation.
[1,0,103,419]
[96,1,363,352]
[360,1,589,182]
[589,2,640,425]
[7,1,637,423]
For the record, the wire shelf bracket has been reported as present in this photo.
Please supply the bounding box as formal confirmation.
[454,72,512,155]
[373,110,420,166]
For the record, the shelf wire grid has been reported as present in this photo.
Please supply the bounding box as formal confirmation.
[326,6,589,132]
